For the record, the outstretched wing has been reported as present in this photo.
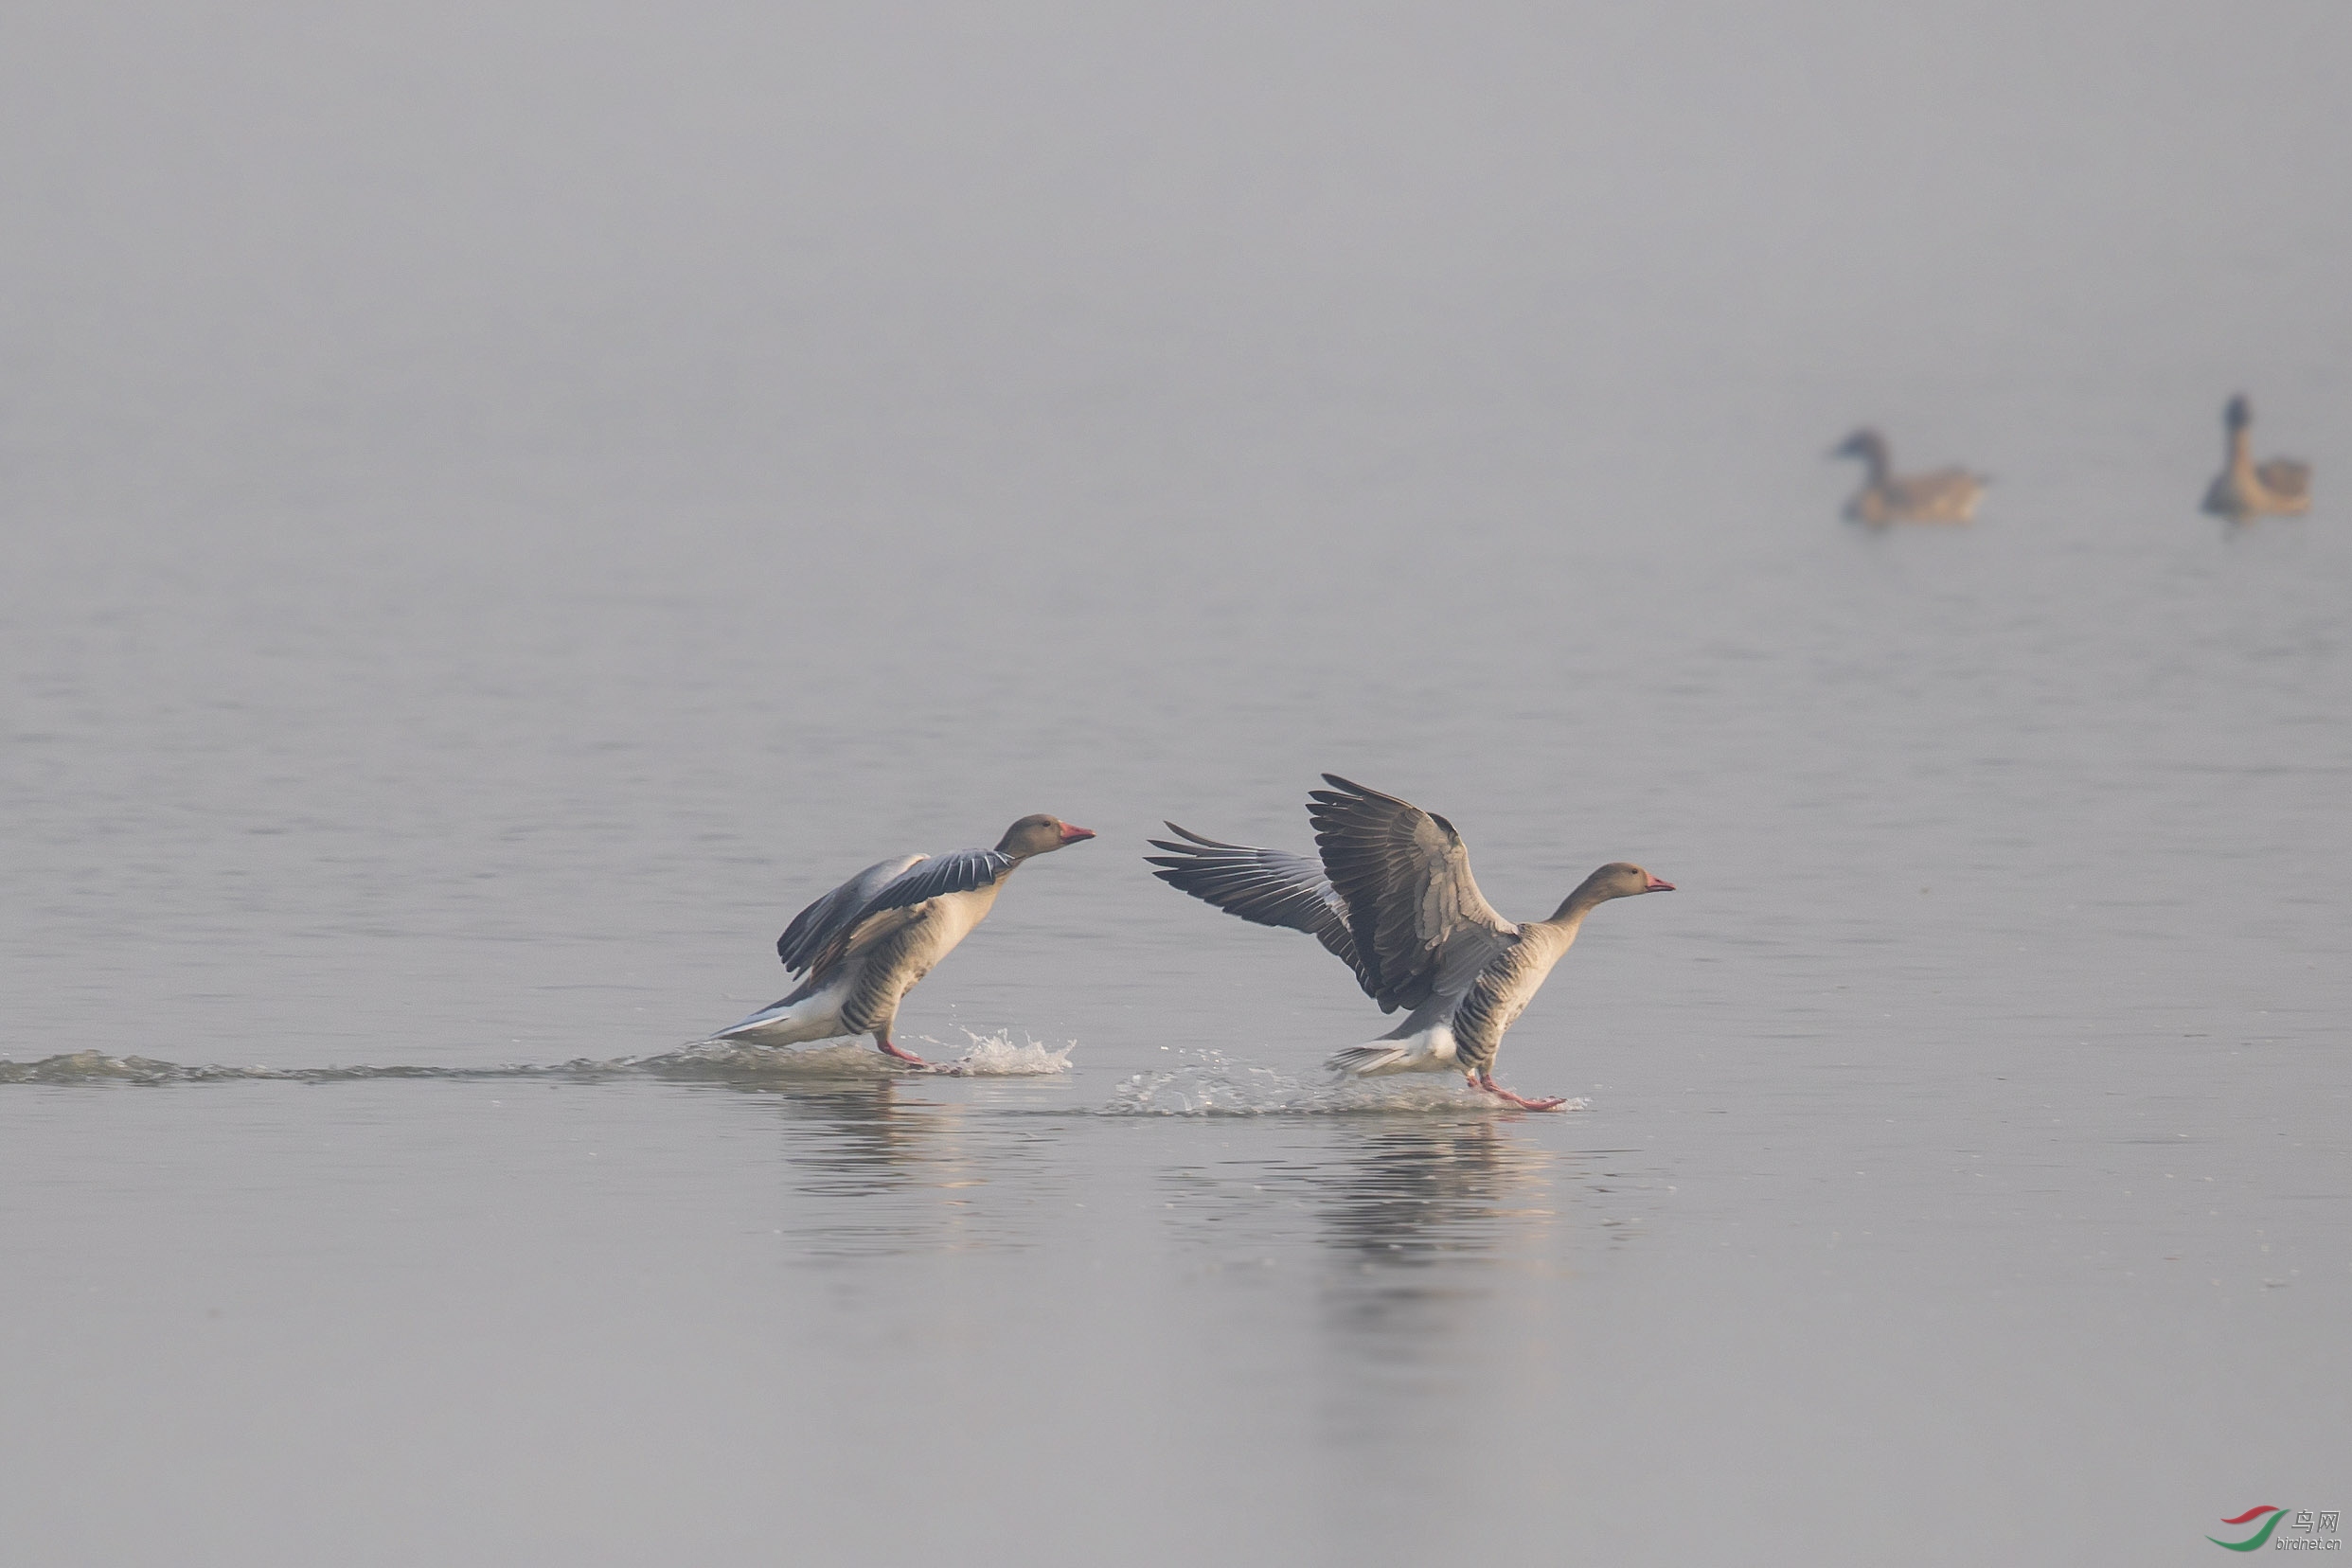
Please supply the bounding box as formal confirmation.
[801,846,1017,982]
[777,854,926,972]
[1307,774,1516,1013]
[1146,824,1372,991]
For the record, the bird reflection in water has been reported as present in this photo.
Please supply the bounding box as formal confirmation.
[1312,1116,1631,1377]
[738,1079,1052,1258]
[1319,1116,1561,1268]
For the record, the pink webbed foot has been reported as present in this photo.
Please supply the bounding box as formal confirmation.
[877,1038,938,1072]
[1473,1072,1568,1112]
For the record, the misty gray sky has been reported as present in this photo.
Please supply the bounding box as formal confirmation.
[2,0,2343,512]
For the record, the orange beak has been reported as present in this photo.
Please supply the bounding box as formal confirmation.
[1059,824,1096,844]
[1644,874,1675,892]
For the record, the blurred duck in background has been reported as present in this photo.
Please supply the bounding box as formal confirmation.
[1828,427,1986,525]
[2202,395,2310,522]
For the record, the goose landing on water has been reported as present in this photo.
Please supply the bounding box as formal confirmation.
[1147,775,1672,1112]
[713,814,1094,1068]
[1828,428,1986,525]
[2203,395,2311,522]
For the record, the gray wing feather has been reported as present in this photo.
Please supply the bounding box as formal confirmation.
[1146,824,1372,990]
[1307,774,1515,1013]
[776,854,926,972]
[800,846,1015,982]
[864,846,1015,913]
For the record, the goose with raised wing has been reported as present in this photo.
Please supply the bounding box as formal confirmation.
[714,813,1095,1066]
[1148,775,1672,1111]
[1829,428,1985,525]
[2203,395,2311,522]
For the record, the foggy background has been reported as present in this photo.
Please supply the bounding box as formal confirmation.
[5,0,2343,524]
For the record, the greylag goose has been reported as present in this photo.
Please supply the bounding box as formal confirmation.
[1147,775,1672,1111]
[714,813,1095,1066]
[1829,428,1985,525]
[2203,395,2311,522]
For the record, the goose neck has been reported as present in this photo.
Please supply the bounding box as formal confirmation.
[1538,897,1598,931]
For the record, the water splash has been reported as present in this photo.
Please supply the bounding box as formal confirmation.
[918,1031,1076,1077]
[0,1031,1074,1088]
[1102,1048,1590,1116]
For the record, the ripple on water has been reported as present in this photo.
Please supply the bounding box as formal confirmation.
[0,1032,1076,1087]
[1103,1049,1591,1116]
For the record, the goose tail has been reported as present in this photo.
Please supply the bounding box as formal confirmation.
[1326,1042,1413,1078]
[710,985,847,1045]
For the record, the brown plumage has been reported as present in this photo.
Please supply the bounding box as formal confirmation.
[1148,776,1674,1111]
[713,813,1095,1067]
[2203,395,2311,522]
[1829,428,1985,525]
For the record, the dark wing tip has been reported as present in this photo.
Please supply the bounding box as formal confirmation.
[1314,774,1409,811]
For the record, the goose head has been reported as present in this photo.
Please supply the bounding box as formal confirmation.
[1828,428,1889,466]
[1584,861,1673,900]
[997,814,1096,858]
[1551,862,1674,919]
[2224,394,2252,434]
